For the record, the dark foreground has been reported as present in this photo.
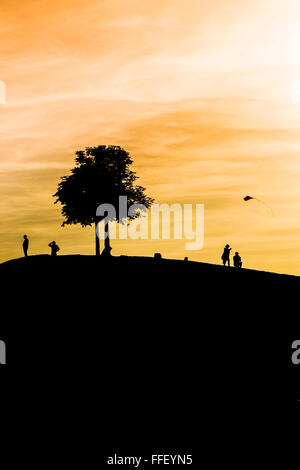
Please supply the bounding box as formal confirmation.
[1,255,299,465]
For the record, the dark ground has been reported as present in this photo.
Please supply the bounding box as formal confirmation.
[0,254,299,466]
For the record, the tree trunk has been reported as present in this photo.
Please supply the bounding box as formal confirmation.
[95,220,100,256]
[105,220,110,251]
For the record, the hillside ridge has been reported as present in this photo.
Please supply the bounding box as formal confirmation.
[1,254,299,281]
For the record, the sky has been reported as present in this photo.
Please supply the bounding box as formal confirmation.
[1,0,300,274]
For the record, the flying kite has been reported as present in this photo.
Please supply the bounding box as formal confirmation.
[243,195,274,216]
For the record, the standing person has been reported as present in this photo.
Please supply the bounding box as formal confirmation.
[48,241,60,256]
[221,244,231,266]
[233,252,242,268]
[23,235,29,257]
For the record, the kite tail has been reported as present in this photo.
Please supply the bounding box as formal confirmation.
[255,198,275,216]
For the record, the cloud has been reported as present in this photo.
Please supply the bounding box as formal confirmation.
[1,0,300,274]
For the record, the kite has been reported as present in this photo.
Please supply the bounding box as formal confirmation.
[243,195,274,216]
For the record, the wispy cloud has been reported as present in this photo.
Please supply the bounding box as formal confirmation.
[1,0,300,273]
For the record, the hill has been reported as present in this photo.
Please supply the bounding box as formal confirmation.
[0,254,299,455]
[1,253,300,282]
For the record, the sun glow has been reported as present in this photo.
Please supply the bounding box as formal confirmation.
[2,0,300,274]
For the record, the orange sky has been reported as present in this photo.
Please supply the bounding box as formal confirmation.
[1,0,300,274]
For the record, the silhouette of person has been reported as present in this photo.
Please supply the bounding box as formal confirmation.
[101,245,112,257]
[48,241,60,256]
[233,252,242,268]
[221,244,231,266]
[23,235,29,257]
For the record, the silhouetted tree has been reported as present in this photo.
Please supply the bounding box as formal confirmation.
[53,145,154,255]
